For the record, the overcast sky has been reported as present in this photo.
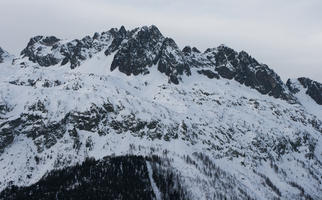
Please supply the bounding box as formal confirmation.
[1,0,321,82]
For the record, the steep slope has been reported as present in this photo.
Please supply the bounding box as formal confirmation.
[0,47,12,63]
[0,25,321,200]
[287,77,322,105]
[286,78,322,120]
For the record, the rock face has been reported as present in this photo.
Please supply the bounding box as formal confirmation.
[157,38,191,84]
[287,77,322,105]
[110,25,164,75]
[184,45,296,102]
[20,36,62,67]
[197,69,220,79]
[0,47,6,63]
[0,47,11,63]
[20,31,114,68]
[201,46,297,103]
[110,26,191,84]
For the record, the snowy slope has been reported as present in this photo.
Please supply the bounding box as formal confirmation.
[0,26,321,200]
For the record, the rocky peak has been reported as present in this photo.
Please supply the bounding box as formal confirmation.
[286,79,301,94]
[104,26,128,55]
[182,46,214,69]
[20,30,115,69]
[237,51,259,66]
[0,47,11,63]
[287,77,322,105]
[215,45,239,66]
[182,46,192,55]
[157,38,191,84]
[118,25,127,36]
[15,25,299,102]
[182,46,201,56]
[110,25,165,76]
[110,25,191,84]
[30,36,59,47]
[137,25,163,40]
[199,45,297,103]
[20,36,63,67]
[40,36,61,46]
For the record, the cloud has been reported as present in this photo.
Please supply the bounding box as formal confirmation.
[0,0,321,81]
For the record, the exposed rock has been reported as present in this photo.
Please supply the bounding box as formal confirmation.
[17,25,297,102]
[287,77,322,105]
[286,79,300,94]
[197,69,220,79]
[0,125,14,153]
[104,26,128,56]
[183,46,214,69]
[216,65,237,79]
[157,38,191,84]
[0,47,6,63]
[20,36,63,66]
[201,45,297,103]
[21,31,115,68]
[110,25,164,75]
[110,26,191,84]
[0,98,188,152]
[182,46,200,55]
[0,47,12,63]
[298,77,322,105]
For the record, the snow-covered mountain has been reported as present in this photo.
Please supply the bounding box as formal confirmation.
[0,25,321,200]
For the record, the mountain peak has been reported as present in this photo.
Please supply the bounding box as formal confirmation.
[14,25,299,102]
[119,25,127,35]
[139,25,161,34]
[182,46,201,56]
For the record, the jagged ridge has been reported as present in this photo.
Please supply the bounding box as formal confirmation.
[16,25,297,102]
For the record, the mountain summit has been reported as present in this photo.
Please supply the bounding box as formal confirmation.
[0,25,321,199]
[18,25,297,103]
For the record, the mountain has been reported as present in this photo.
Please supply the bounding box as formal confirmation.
[0,25,321,200]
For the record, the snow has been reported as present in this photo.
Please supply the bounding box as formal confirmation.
[146,161,162,200]
[0,36,321,199]
[290,79,322,119]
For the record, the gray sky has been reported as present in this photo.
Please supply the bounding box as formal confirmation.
[1,0,322,82]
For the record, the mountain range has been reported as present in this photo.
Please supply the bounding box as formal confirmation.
[0,25,321,200]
